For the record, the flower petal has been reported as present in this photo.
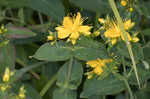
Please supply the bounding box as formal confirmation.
[121,32,132,41]
[63,16,73,28]
[124,19,135,30]
[104,29,121,38]
[56,27,70,39]
[69,32,80,40]
[79,26,92,36]
[73,12,83,26]
[86,60,99,68]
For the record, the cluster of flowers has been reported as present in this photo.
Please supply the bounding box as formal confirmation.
[0,25,7,34]
[120,0,134,12]
[47,11,139,79]
[0,68,26,99]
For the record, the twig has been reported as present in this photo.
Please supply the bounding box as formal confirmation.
[16,58,40,80]
[108,0,141,88]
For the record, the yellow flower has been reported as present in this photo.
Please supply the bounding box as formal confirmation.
[99,17,138,45]
[47,35,54,41]
[0,25,7,34]
[123,19,135,30]
[121,0,127,6]
[111,38,117,45]
[0,86,7,92]
[132,37,139,42]
[0,29,2,34]
[3,68,10,82]
[19,86,26,99]
[56,12,92,45]
[87,74,93,79]
[86,59,112,78]
[129,7,134,12]
[93,66,104,75]
[0,84,10,92]
[93,31,100,37]
[47,31,55,41]
[98,18,106,24]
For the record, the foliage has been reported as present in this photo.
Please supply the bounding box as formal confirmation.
[0,0,150,99]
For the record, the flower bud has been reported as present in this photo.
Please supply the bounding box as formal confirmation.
[3,68,10,83]
[121,0,127,6]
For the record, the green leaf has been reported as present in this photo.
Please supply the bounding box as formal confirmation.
[15,45,29,64]
[70,0,110,13]
[136,1,150,18]
[0,0,29,8]
[80,75,126,98]
[57,58,83,90]
[143,42,150,64]
[88,95,104,99]
[53,88,77,99]
[115,94,126,99]
[76,37,105,49]
[0,43,15,73]
[29,0,65,22]
[12,83,42,99]
[74,47,108,61]
[135,89,150,99]
[141,28,150,36]
[128,65,150,85]
[13,62,47,81]
[25,84,42,99]
[111,42,144,62]
[6,25,36,39]
[74,37,109,61]
[33,43,73,61]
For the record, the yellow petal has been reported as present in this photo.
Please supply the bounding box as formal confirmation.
[79,26,91,36]
[104,29,121,38]
[98,18,105,24]
[103,59,112,63]
[71,39,77,45]
[86,60,99,68]
[121,32,132,41]
[73,12,83,26]
[132,37,139,42]
[124,19,135,30]
[111,38,117,45]
[93,66,103,75]
[69,32,80,40]
[56,27,70,39]
[63,16,73,28]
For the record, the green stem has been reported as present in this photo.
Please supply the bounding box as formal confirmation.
[40,74,57,97]
[123,77,134,99]
[16,58,40,80]
[103,96,106,99]
[63,57,73,89]
[127,68,134,78]
[38,12,44,24]
[2,17,24,23]
[66,57,73,81]
[108,0,140,88]
[18,8,25,25]
[122,56,127,75]
[114,73,134,99]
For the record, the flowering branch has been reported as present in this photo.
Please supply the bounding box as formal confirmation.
[108,0,141,88]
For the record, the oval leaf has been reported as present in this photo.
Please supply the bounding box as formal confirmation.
[57,58,83,90]
[33,43,73,61]
[80,75,126,98]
